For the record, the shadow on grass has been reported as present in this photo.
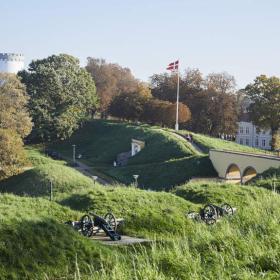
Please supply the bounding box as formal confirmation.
[60,193,94,211]
[0,218,107,279]
[0,169,49,197]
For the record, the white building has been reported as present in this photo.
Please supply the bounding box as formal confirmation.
[236,115,272,150]
[0,53,24,74]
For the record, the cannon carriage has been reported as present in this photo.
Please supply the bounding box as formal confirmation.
[187,203,235,224]
[66,211,123,241]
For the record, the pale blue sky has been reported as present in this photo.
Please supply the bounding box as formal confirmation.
[1,0,280,88]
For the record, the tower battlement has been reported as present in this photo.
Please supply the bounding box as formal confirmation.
[0,53,24,73]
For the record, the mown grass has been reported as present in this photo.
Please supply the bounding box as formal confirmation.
[251,167,280,192]
[48,120,216,189]
[1,148,280,279]
[177,129,274,155]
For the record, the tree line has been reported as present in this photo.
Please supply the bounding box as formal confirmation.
[0,53,280,179]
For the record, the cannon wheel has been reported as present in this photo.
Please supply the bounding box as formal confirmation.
[104,212,117,231]
[80,214,94,237]
[203,204,217,225]
[220,203,234,216]
[187,211,201,221]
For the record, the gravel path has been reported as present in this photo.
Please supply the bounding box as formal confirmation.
[73,160,110,185]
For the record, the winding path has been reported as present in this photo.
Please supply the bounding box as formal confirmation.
[73,160,110,185]
[168,131,204,154]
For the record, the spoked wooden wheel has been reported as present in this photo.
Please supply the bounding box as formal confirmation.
[104,212,117,231]
[80,214,94,237]
[187,211,201,221]
[221,203,233,216]
[202,204,217,225]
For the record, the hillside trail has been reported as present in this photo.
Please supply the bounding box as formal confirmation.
[55,153,110,185]
[73,160,110,185]
[167,131,204,154]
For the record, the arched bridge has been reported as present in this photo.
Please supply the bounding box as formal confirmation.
[209,149,280,183]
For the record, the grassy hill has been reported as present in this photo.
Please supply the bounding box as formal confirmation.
[1,174,280,277]
[48,120,217,190]
[1,148,280,278]
[177,129,274,155]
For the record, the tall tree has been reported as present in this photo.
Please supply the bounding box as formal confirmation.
[109,91,149,121]
[86,58,139,117]
[0,73,32,178]
[205,72,236,95]
[187,90,237,136]
[19,54,98,142]
[245,75,280,150]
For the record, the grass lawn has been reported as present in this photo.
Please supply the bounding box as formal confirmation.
[177,129,274,155]
[48,120,217,189]
[1,148,280,279]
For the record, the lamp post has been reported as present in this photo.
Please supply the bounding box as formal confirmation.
[133,174,139,187]
[72,144,76,165]
[92,176,98,185]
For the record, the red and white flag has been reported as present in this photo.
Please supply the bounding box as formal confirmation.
[166,60,179,71]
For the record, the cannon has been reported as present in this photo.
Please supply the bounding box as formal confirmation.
[66,211,123,241]
[187,203,235,224]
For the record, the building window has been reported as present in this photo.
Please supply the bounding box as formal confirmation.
[239,127,244,134]
[240,138,243,145]
[246,127,250,134]
[262,139,266,147]
[245,138,249,145]
[255,138,259,147]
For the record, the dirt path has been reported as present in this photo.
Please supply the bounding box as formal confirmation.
[168,131,204,154]
[73,160,110,185]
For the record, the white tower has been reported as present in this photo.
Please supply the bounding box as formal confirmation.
[0,53,24,74]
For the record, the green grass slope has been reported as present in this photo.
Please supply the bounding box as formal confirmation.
[250,166,280,192]
[49,120,217,189]
[0,148,193,237]
[0,194,120,279]
[0,148,94,198]
[178,129,274,155]
[1,149,280,279]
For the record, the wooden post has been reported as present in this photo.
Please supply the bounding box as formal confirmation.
[50,180,53,201]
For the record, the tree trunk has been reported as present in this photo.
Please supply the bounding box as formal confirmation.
[271,127,280,151]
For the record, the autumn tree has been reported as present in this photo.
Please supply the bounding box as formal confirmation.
[86,58,139,117]
[19,54,98,142]
[245,75,280,150]
[205,72,236,95]
[0,73,32,178]
[151,69,238,134]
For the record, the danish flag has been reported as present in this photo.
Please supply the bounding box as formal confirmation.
[166,60,179,71]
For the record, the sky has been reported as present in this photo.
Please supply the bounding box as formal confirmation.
[1,0,280,88]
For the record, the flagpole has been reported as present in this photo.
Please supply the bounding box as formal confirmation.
[175,61,180,131]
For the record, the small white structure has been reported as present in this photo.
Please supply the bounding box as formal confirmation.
[236,119,272,150]
[0,53,24,74]
[131,139,145,156]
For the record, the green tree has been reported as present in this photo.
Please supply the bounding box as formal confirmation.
[19,54,98,141]
[187,90,237,136]
[245,75,280,150]
[109,91,149,121]
[0,73,32,178]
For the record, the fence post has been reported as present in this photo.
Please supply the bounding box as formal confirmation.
[50,180,53,201]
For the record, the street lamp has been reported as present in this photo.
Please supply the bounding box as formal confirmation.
[72,144,76,165]
[133,174,139,187]
[92,176,98,185]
